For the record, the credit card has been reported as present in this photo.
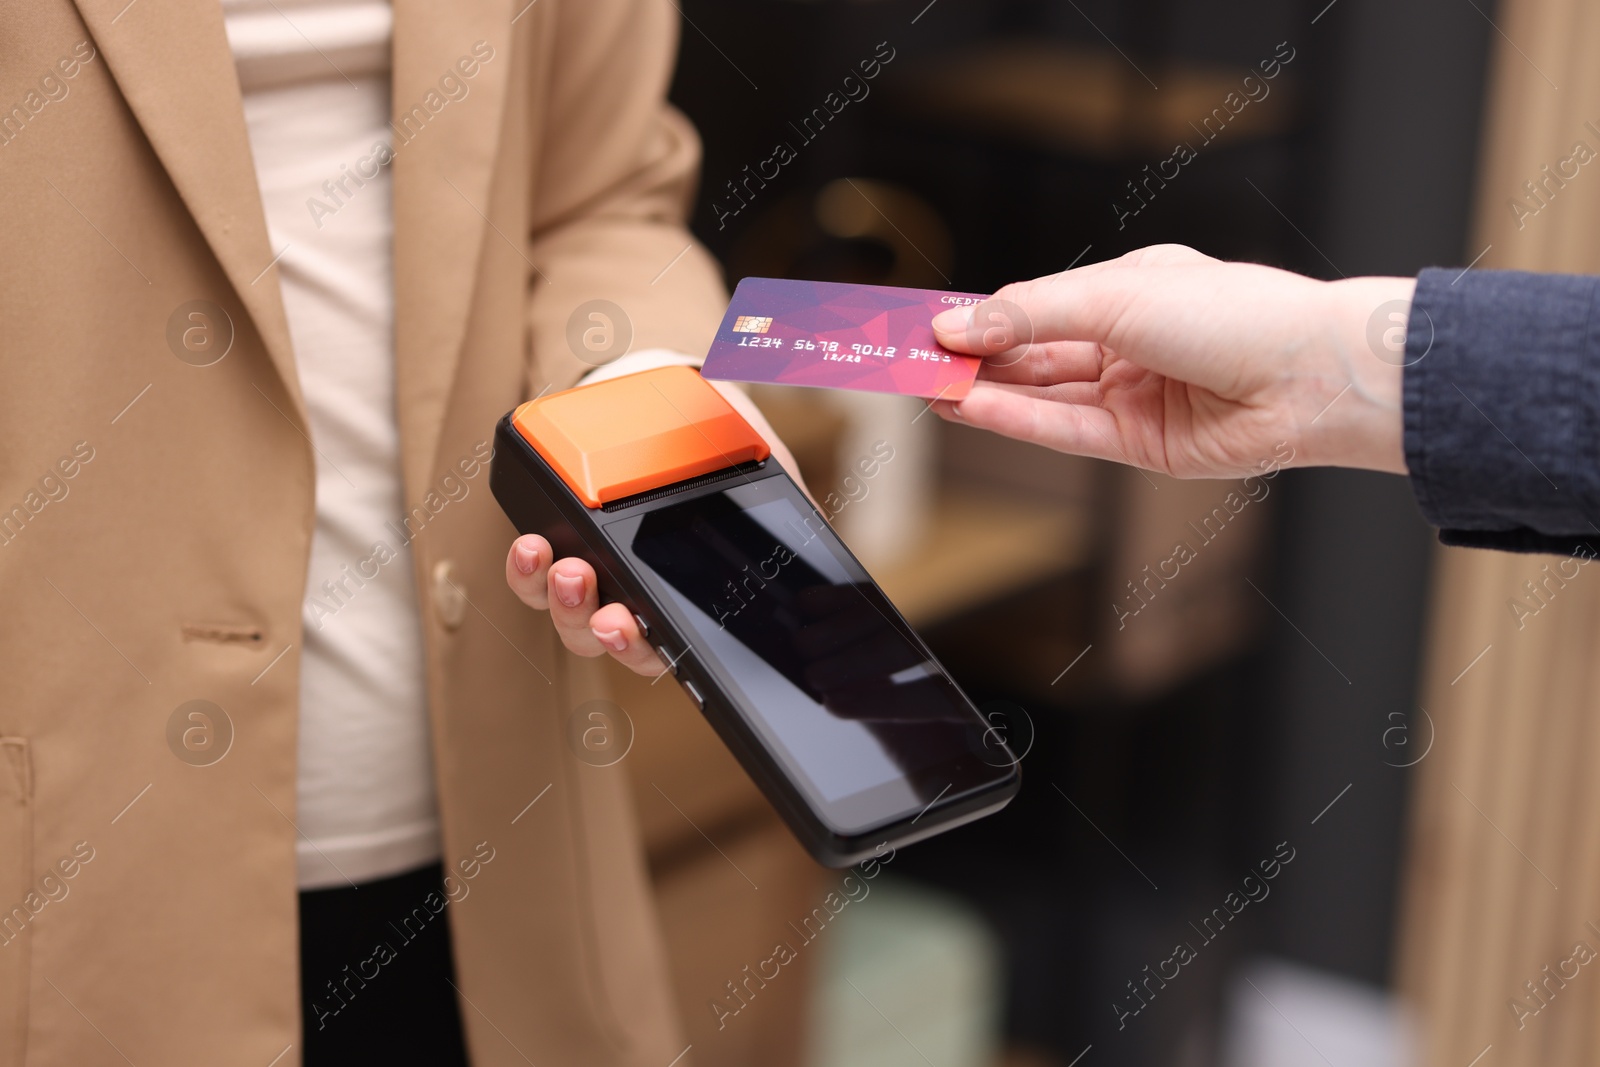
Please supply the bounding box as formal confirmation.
[700,277,984,400]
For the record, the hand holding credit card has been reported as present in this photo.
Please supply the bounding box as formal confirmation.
[700,277,988,400]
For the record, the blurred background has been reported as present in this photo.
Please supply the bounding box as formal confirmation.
[604,1,1580,1065]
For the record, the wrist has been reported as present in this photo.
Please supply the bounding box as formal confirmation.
[1303,276,1413,474]
[709,380,806,488]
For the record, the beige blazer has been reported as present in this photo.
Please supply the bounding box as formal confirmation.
[0,1,728,1064]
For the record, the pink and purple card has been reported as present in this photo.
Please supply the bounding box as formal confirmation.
[699,277,984,401]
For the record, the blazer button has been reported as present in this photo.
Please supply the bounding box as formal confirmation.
[432,560,468,631]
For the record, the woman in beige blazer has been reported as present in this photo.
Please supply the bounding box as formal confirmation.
[0,1,780,1064]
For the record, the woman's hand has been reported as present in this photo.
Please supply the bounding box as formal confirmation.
[503,380,801,677]
[929,244,1414,478]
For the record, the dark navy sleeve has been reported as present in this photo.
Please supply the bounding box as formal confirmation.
[1403,267,1600,554]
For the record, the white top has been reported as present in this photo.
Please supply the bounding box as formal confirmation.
[224,0,436,889]
[222,0,695,889]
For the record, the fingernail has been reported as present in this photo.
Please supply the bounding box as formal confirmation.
[553,573,584,608]
[513,542,538,575]
[592,628,627,653]
[931,305,974,333]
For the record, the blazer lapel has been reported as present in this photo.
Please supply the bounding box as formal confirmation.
[390,0,518,503]
[71,0,303,418]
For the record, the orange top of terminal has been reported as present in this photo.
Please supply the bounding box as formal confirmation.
[510,366,771,508]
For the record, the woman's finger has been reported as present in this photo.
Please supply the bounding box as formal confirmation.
[934,269,1139,356]
[588,602,667,677]
[974,339,1110,387]
[505,534,553,610]
[546,558,606,657]
[938,381,1149,467]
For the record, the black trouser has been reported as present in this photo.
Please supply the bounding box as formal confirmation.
[299,862,471,1066]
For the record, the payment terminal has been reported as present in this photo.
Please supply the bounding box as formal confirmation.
[490,366,1018,866]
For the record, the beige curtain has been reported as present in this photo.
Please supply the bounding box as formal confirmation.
[1397,2,1600,1063]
